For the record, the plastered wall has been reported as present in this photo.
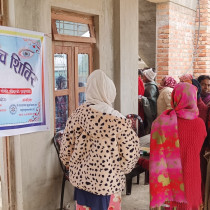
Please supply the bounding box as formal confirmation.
[139,0,156,68]
[113,0,139,115]
[5,0,138,209]
[6,0,114,209]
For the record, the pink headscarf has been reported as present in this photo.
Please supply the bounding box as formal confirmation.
[159,76,177,90]
[179,74,193,83]
[150,83,198,208]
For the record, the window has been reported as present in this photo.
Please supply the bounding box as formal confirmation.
[55,20,90,37]
[52,10,96,43]
[52,10,95,133]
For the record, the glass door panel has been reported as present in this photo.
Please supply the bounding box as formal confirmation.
[79,92,86,106]
[53,45,73,133]
[55,95,69,132]
[78,53,89,87]
[75,46,92,108]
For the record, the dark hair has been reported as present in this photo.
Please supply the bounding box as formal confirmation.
[197,75,210,83]
[138,69,143,76]
[56,75,66,89]
[192,79,201,100]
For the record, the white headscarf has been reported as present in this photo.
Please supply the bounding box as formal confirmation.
[86,70,124,118]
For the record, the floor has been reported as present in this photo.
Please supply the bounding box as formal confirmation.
[64,173,149,210]
[121,173,150,210]
[0,175,149,210]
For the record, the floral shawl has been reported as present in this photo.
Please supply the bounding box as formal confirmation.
[179,74,193,83]
[149,83,199,208]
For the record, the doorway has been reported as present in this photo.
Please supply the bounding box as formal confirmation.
[52,10,95,133]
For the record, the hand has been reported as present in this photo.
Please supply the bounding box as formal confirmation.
[138,95,142,100]
[138,95,142,103]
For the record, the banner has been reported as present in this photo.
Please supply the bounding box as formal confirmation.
[0,26,49,136]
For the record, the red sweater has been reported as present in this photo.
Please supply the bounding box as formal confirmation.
[138,76,145,120]
[138,76,144,96]
[177,117,207,209]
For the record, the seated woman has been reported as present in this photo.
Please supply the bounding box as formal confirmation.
[59,70,140,210]
[149,83,207,209]
[157,76,177,116]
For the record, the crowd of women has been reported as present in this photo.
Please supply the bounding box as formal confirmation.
[139,70,210,210]
[59,69,210,210]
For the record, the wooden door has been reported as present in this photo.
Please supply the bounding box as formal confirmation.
[53,42,93,132]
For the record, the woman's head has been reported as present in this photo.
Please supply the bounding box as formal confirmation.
[179,74,193,83]
[86,70,116,106]
[197,75,210,94]
[56,75,67,90]
[171,82,199,119]
[192,79,201,100]
[160,76,177,89]
[138,69,143,77]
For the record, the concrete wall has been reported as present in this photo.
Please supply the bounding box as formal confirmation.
[5,0,138,209]
[114,0,139,115]
[139,0,156,68]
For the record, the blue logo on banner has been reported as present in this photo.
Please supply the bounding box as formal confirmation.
[9,104,17,115]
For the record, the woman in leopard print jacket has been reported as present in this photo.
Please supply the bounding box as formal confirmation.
[60,70,140,210]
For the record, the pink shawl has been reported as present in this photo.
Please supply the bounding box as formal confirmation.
[179,74,193,83]
[159,76,177,90]
[150,83,199,208]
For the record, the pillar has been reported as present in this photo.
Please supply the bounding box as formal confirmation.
[114,0,139,115]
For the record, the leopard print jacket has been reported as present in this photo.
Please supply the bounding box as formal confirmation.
[59,104,140,195]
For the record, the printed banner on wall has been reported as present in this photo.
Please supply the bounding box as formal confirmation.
[0,26,49,136]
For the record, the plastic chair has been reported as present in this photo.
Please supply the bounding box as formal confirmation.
[126,114,145,137]
[53,132,69,210]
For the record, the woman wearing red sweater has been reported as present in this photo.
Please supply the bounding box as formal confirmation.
[150,83,207,209]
